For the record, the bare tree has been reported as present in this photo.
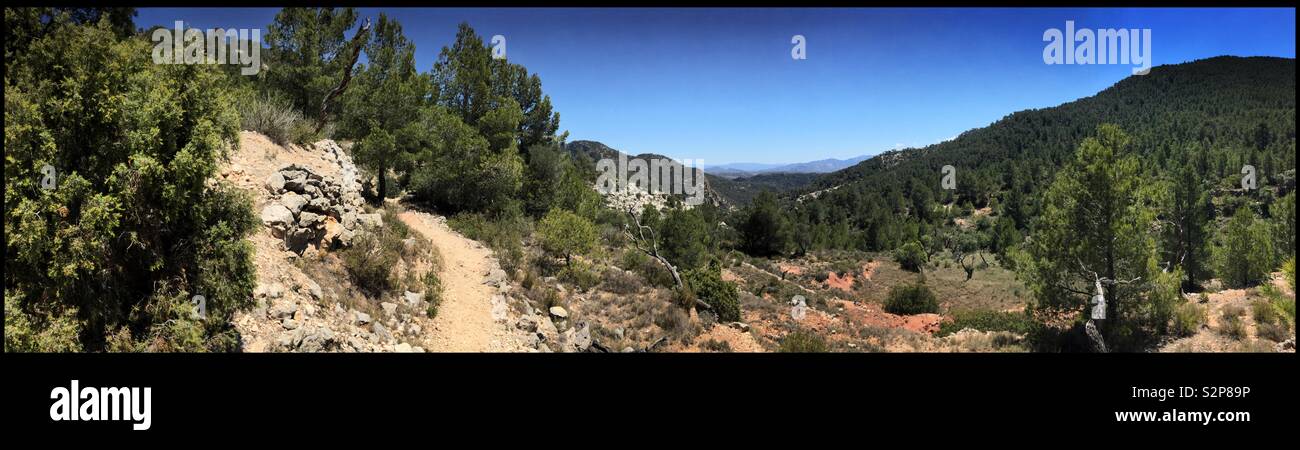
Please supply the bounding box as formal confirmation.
[622,208,713,313]
[315,18,372,133]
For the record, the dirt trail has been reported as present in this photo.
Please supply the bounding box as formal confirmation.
[398,209,514,352]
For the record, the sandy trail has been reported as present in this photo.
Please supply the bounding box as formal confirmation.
[398,210,505,352]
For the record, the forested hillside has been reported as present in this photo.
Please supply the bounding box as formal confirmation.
[795,56,1294,253]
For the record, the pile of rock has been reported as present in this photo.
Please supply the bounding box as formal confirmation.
[248,281,429,353]
[259,162,379,251]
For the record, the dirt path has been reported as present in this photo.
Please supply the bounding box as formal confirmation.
[398,210,516,352]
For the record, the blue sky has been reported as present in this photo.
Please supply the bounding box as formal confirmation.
[136,8,1296,165]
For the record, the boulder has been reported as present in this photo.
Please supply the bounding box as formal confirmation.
[372,322,393,342]
[299,211,323,228]
[353,310,372,326]
[549,306,569,319]
[265,172,285,193]
[357,213,383,229]
[260,204,294,229]
[280,192,307,215]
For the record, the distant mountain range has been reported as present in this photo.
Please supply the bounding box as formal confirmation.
[702,155,873,178]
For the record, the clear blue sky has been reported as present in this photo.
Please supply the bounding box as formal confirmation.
[136,7,1296,165]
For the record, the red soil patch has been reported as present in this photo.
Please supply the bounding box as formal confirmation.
[825,271,855,292]
[830,299,942,334]
[778,263,804,276]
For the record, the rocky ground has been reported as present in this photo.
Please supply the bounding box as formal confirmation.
[222,131,623,353]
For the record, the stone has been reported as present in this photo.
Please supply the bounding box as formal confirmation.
[265,283,285,299]
[353,310,372,326]
[381,302,398,317]
[562,321,592,352]
[516,315,538,333]
[372,322,393,342]
[357,213,383,229]
[727,322,750,332]
[549,306,569,319]
[403,291,423,306]
[302,278,323,300]
[268,299,296,319]
[394,342,413,353]
[280,192,307,215]
[342,212,359,230]
[621,347,636,353]
[307,197,332,212]
[484,268,508,285]
[284,175,309,193]
[265,172,285,193]
[260,204,294,229]
[299,211,322,228]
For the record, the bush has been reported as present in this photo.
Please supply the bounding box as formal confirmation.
[340,208,417,296]
[5,17,255,351]
[1172,302,1207,337]
[240,92,316,146]
[559,259,601,292]
[423,270,443,318]
[600,267,643,295]
[685,267,741,322]
[778,330,827,352]
[536,209,597,267]
[1252,299,1281,327]
[938,309,1037,336]
[1218,305,1247,340]
[341,232,400,295]
[893,242,927,272]
[448,212,529,274]
[1284,257,1296,290]
[1214,207,1277,288]
[621,249,677,288]
[883,282,939,315]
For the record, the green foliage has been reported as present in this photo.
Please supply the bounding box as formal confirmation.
[1172,302,1207,337]
[1019,125,1164,349]
[938,309,1037,337]
[447,212,528,273]
[263,7,360,117]
[407,106,524,214]
[4,17,255,351]
[778,330,828,353]
[1284,257,1296,290]
[1218,305,1248,340]
[4,292,83,352]
[537,209,597,266]
[1157,161,1214,289]
[559,259,601,292]
[239,91,317,146]
[737,191,791,257]
[1270,192,1295,262]
[338,14,430,201]
[657,207,715,272]
[340,209,418,296]
[684,266,741,322]
[893,241,927,272]
[1214,207,1277,288]
[523,142,601,218]
[423,270,443,318]
[795,57,1295,258]
[883,281,939,315]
